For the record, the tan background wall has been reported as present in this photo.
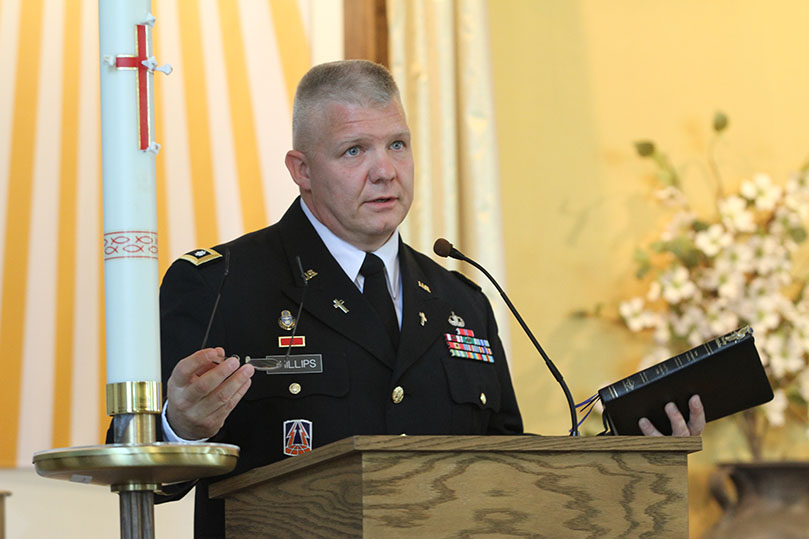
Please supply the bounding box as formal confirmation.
[489,0,809,535]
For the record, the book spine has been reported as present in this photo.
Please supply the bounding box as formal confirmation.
[600,333,733,402]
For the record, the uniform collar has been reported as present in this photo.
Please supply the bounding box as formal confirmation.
[299,198,400,298]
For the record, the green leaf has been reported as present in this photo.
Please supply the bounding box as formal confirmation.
[633,248,651,279]
[667,236,701,268]
[713,111,729,133]
[789,226,808,243]
[692,220,710,232]
[634,140,655,157]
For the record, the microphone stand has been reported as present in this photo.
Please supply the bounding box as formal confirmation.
[435,240,579,436]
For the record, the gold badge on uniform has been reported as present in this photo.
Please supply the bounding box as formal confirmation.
[278,309,296,330]
[179,248,222,266]
[418,281,431,293]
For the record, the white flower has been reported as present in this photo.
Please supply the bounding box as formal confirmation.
[798,369,809,402]
[655,186,688,207]
[749,235,789,276]
[740,173,782,212]
[716,241,755,275]
[794,318,809,355]
[704,299,739,335]
[762,389,788,427]
[659,266,697,304]
[639,346,671,370]
[763,332,804,378]
[738,296,781,332]
[786,172,809,200]
[661,212,697,241]
[694,224,732,257]
[714,265,746,301]
[646,280,661,302]
[653,319,672,345]
[619,297,657,332]
[769,206,804,243]
[670,304,707,340]
[719,195,756,233]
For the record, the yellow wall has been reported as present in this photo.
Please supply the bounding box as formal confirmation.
[489,1,809,535]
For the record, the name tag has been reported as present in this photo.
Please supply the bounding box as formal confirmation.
[246,354,323,375]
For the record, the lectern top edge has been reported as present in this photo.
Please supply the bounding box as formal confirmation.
[209,434,701,499]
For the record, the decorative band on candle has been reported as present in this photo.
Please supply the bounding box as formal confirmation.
[104,231,158,261]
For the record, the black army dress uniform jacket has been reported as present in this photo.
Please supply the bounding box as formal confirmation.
[159,198,524,537]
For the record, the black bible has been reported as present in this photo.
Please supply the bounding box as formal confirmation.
[598,326,774,435]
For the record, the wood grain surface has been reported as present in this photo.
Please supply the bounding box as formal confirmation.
[214,436,699,538]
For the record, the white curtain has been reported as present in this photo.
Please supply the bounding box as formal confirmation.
[0,0,338,469]
[388,0,511,357]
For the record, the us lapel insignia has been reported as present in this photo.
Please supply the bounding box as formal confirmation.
[448,311,465,327]
[418,281,431,293]
[304,269,318,281]
[278,309,296,330]
[283,419,312,456]
[445,327,494,363]
[419,312,427,326]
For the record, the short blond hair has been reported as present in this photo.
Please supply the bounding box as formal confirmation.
[292,60,402,151]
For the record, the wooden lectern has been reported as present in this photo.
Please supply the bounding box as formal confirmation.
[209,435,700,538]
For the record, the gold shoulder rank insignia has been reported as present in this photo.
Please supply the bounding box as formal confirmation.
[179,248,222,266]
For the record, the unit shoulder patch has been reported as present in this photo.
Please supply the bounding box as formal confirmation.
[451,270,482,291]
[179,248,223,266]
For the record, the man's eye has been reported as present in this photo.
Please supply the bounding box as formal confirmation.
[345,146,360,157]
[390,141,405,150]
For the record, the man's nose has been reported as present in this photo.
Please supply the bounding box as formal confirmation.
[369,150,396,183]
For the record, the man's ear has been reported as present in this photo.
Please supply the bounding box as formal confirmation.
[285,150,310,190]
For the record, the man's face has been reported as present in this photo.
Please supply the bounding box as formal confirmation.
[288,100,414,251]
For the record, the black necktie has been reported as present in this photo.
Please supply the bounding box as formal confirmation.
[360,253,399,349]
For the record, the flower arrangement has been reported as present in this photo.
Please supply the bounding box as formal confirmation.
[617,112,809,459]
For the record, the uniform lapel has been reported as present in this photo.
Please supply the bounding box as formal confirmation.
[277,201,397,368]
[394,245,449,376]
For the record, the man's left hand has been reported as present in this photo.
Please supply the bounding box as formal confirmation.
[638,394,705,436]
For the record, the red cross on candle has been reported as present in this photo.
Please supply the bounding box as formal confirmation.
[115,24,151,150]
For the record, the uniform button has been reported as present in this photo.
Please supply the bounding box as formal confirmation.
[480,392,487,405]
[392,386,405,404]
[289,382,301,395]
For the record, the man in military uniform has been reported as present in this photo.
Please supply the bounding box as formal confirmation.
[158,60,705,537]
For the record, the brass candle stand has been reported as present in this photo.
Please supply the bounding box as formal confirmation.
[33,381,238,539]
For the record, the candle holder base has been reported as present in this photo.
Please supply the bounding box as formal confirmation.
[33,442,238,491]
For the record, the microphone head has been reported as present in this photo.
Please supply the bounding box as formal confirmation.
[433,238,453,258]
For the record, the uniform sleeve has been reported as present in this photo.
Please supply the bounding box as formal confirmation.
[151,260,227,505]
[159,259,226,385]
[482,295,524,435]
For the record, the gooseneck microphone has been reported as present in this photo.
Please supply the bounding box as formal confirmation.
[433,238,579,436]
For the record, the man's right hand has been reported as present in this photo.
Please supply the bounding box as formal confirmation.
[166,348,255,440]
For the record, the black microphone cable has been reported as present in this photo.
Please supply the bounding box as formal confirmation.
[283,256,309,364]
[201,249,230,350]
[433,238,579,436]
